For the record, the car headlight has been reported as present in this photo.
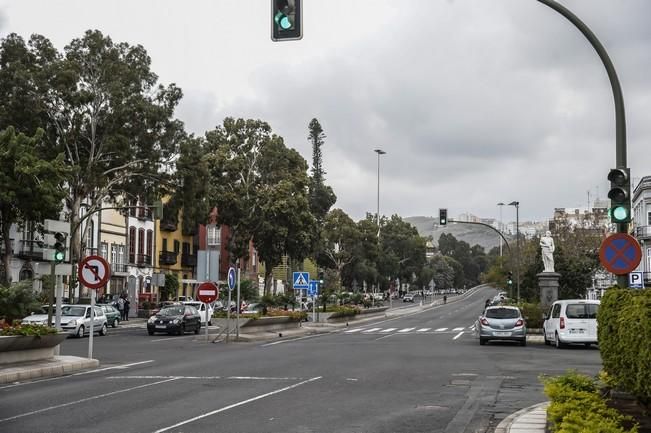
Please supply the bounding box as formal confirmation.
[148,316,157,323]
[172,319,180,324]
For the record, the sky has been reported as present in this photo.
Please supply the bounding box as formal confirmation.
[1,0,649,224]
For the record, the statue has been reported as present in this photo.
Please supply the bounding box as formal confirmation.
[540,230,555,272]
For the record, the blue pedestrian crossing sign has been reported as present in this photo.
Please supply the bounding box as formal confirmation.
[293,272,309,289]
[308,280,319,296]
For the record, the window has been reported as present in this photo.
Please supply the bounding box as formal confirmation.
[551,304,561,318]
[207,224,220,246]
[174,240,180,253]
[118,245,124,265]
[162,238,168,252]
[182,242,190,255]
[486,308,519,319]
[146,230,153,258]
[129,227,136,262]
[101,242,108,259]
[565,303,599,319]
[111,244,117,264]
[648,211,651,226]
[138,228,145,256]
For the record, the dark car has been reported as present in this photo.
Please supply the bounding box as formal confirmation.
[98,304,121,328]
[147,305,201,336]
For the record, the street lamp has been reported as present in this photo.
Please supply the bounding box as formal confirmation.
[497,202,505,258]
[508,201,520,302]
[374,149,386,306]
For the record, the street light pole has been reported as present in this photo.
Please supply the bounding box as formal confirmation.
[508,201,520,301]
[497,202,505,259]
[374,149,386,304]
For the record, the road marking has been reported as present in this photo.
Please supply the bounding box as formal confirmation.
[344,328,366,333]
[107,375,302,381]
[453,331,464,340]
[435,327,448,332]
[73,360,154,375]
[398,327,416,333]
[379,328,397,333]
[0,378,178,424]
[363,327,382,333]
[452,327,465,331]
[416,328,431,332]
[260,333,330,347]
[153,376,322,433]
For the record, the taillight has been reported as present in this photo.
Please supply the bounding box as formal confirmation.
[480,318,489,326]
[560,317,565,329]
[515,319,523,327]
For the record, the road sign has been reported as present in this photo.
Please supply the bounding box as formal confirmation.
[629,272,644,288]
[308,280,319,296]
[599,233,642,275]
[227,267,236,291]
[197,281,219,303]
[78,255,110,289]
[293,272,309,289]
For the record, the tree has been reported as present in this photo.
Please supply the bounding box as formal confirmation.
[318,209,360,290]
[380,215,427,287]
[0,127,68,283]
[172,135,211,235]
[0,280,42,324]
[161,273,179,301]
[307,119,336,226]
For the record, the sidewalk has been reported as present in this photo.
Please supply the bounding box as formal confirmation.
[494,402,549,433]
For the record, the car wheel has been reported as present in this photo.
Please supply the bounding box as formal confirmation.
[544,333,551,346]
[194,325,200,334]
[99,323,108,336]
[520,338,527,346]
[76,325,85,338]
[112,318,119,328]
[208,320,212,326]
[479,338,487,345]
[148,330,154,335]
[555,332,565,349]
[178,324,185,336]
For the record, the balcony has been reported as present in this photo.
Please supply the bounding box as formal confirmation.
[111,263,128,274]
[16,240,44,261]
[160,220,177,232]
[635,225,651,240]
[181,253,197,267]
[159,250,178,266]
[136,254,152,267]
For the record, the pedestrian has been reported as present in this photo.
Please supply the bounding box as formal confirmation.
[117,296,125,320]
[123,297,130,321]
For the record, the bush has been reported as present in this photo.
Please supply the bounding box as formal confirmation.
[518,302,544,329]
[542,371,637,433]
[0,323,58,336]
[328,305,361,318]
[0,281,42,324]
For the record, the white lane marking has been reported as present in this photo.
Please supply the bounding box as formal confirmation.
[416,328,431,332]
[346,378,358,381]
[150,335,196,342]
[153,376,322,433]
[435,327,448,332]
[260,334,328,347]
[73,360,154,375]
[344,328,366,333]
[363,328,382,333]
[379,328,397,333]
[0,378,177,424]
[453,331,464,340]
[108,375,302,381]
[398,328,416,333]
[453,327,465,331]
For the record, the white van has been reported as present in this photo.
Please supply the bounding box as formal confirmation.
[543,299,600,348]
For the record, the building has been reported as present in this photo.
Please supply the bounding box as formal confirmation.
[126,199,155,306]
[632,176,651,287]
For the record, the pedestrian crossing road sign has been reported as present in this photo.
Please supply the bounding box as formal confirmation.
[293,272,309,289]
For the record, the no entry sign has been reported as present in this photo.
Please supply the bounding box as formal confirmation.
[599,233,642,275]
[197,281,219,303]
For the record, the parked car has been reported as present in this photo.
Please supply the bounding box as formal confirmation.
[403,294,415,303]
[147,305,201,336]
[182,301,214,325]
[543,299,600,348]
[21,305,56,325]
[60,305,108,338]
[97,304,121,328]
[242,303,265,315]
[177,296,193,302]
[477,305,526,346]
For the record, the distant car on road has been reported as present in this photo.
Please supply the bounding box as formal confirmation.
[147,305,201,336]
[21,305,56,326]
[60,305,108,338]
[477,305,526,346]
[403,294,415,303]
[97,304,121,328]
[543,299,600,348]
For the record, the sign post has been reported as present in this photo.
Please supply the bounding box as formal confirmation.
[308,280,319,323]
[226,267,236,342]
[78,255,110,359]
[197,281,218,341]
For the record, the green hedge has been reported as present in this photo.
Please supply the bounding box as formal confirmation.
[542,371,638,433]
[328,305,361,318]
[599,288,651,402]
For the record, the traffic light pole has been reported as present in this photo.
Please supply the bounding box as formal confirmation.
[536,0,629,287]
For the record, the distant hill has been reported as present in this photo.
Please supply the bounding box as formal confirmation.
[405,216,511,253]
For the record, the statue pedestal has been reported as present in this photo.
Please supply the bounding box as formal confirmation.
[537,272,560,310]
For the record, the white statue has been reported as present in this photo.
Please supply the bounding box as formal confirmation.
[540,230,555,272]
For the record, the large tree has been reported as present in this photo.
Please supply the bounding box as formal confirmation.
[0,128,68,283]
[318,208,360,290]
[307,119,336,225]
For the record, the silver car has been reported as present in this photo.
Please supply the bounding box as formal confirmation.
[60,305,108,338]
[477,306,526,346]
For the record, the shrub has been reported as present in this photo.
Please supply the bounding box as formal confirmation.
[0,323,58,336]
[0,281,42,324]
[266,310,307,321]
[328,305,361,318]
[518,302,544,329]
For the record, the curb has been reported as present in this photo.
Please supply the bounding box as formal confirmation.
[0,355,99,384]
[494,402,549,433]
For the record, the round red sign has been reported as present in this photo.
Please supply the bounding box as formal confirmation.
[599,233,642,276]
[196,281,219,303]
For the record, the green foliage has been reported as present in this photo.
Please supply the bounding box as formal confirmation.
[542,371,637,433]
[518,302,544,329]
[161,273,179,301]
[0,280,42,324]
[599,288,651,402]
[328,305,361,318]
[0,323,57,336]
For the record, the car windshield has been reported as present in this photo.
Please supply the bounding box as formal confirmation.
[486,308,519,319]
[566,304,599,319]
[159,307,184,316]
[62,306,87,317]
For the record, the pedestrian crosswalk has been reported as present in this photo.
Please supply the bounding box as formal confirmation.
[343,326,473,335]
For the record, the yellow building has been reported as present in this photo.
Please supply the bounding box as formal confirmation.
[98,205,127,297]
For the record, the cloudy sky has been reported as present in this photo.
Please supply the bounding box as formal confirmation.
[1,0,649,224]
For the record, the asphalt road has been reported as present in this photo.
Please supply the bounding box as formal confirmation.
[0,287,603,433]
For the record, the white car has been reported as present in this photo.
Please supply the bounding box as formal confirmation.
[182,301,214,325]
[543,299,600,348]
[21,305,56,325]
[60,305,108,338]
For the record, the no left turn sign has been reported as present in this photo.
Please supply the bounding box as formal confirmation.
[78,255,111,289]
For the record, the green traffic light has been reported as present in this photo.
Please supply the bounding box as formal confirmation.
[612,206,629,222]
[54,251,65,262]
[275,11,292,30]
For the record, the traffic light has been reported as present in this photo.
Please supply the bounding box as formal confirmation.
[607,168,631,223]
[439,208,448,226]
[53,232,66,263]
[507,271,513,286]
[271,0,302,41]
[318,271,324,284]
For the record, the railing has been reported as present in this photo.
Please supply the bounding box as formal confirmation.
[17,240,44,260]
[181,253,197,267]
[160,221,177,232]
[111,263,127,274]
[136,254,152,267]
[159,250,178,265]
[634,225,651,239]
